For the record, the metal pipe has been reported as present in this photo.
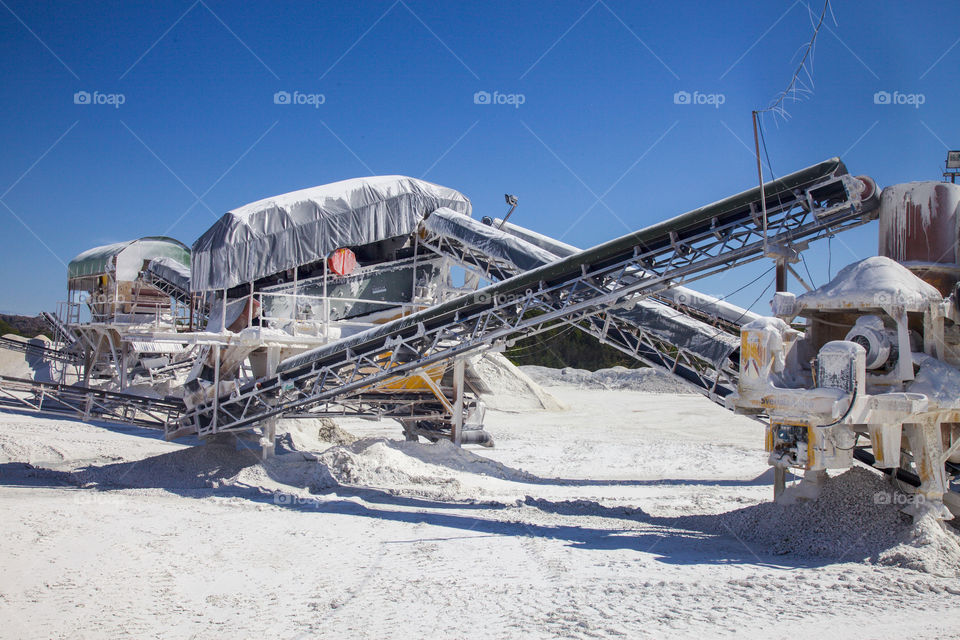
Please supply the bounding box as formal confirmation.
[322,258,329,331]
[452,358,464,446]
[776,260,787,293]
[459,429,493,446]
[853,448,921,488]
[752,110,768,255]
[293,266,299,323]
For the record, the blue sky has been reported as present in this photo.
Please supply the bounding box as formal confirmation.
[0,0,956,314]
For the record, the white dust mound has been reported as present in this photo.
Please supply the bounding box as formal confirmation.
[0,334,54,381]
[48,440,334,495]
[705,467,960,577]
[72,441,268,490]
[276,416,358,451]
[470,352,565,412]
[521,365,696,393]
[15,417,535,501]
[317,437,536,495]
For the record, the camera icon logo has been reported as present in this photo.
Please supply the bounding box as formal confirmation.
[874,491,891,505]
[473,90,491,105]
[74,90,91,105]
[673,90,691,105]
[273,90,291,105]
[872,292,892,306]
[274,492,292,505]
[873,91,891,105]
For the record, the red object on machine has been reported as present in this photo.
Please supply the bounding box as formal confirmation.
[328,248,357,276]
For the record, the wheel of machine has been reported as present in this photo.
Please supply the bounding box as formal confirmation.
[854,175,877,201]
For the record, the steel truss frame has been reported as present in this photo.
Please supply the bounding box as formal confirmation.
[0,375,183,428]
[179,172,877,437]
[40,310,79,348]
[0,336,81,365]
[140,269,192,306]
[417,229,742,400]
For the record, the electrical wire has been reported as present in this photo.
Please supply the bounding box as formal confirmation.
[822,384,858,428]
[759,115,829,290]
[755,117,792,252]
[503,323,579,356]
[744,277,775,314]
[716,266,775,303]
[757,118,778,183]
[705,268,776,331]
[725,275,776,331]
[800,252,816,288]
[755,0,830,117]
[828,234,834,279]
[833,432,860,452]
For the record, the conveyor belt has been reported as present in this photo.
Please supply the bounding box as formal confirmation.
[141,269,192,306]
[176,157,879,438]
[487,217,762,334]
[0,375,183,429]
[40,311,79,347]
[419,206,743,392]
[0,335,80,364]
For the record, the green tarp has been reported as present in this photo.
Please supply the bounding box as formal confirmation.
[68,236,190,281]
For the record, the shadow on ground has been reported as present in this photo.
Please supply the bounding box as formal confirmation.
[0,438,849,571]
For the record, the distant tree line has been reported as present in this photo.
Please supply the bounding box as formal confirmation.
[0,314,53,339]
[503,314,644,370]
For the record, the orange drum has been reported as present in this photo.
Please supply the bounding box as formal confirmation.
[328,247,357,276]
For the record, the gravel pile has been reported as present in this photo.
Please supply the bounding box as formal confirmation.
[697,467,960,577]
[472,353,565,412]
[520,365,696,393]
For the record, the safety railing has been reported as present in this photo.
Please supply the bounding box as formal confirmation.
[208,287,461,339]
[69,294,192,330]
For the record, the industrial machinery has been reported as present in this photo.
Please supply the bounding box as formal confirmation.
[6,160,874,433]
[10,157,957,520]
[731,181,960,518]
[60,236,198,389]
[173,158,877,449]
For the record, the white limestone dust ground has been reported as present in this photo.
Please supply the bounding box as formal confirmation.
[1,382,960,638]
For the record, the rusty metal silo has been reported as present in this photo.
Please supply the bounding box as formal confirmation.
[878,181,960,295]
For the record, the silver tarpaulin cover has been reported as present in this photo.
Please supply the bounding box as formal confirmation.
[144,256,192,293]
[423,207,559,271]
[421,208,739,366]
[191,176,471,292]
